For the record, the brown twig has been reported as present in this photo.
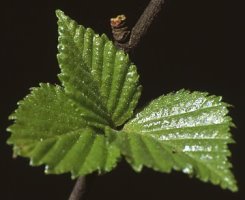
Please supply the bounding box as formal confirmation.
[68,176,86,200]
[69,1,165,199]
[112,0,166,52]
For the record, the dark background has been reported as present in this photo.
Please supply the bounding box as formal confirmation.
[1,0,244,199]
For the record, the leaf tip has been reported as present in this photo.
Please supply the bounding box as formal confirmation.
[230,185,238,192]
[55,9,64,18]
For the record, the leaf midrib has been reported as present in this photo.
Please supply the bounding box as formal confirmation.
[134,104,224,125]
[59,14,120,128]
[137,122,230,133]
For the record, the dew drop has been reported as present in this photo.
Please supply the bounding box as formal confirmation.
[45,165,50,174]
[29,159,34,166]
[183,165,193,174]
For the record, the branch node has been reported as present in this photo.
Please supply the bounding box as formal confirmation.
[111,0,165,52]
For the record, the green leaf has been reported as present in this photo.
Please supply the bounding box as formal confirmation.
[7,84,120,177]
[7,9,141,177]
[118,90,237,191]
[7,9,237,192]
[56,10,141,127]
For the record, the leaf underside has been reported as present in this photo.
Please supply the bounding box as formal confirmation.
[7,10,237,192]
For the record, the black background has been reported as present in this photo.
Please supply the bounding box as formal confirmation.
[1,0,244,199]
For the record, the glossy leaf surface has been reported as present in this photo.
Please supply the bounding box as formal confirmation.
[118,90,237,191]
[7,84,120,177]
[7,10,140,177]
[7,10,237,191]
[56,10,141,127]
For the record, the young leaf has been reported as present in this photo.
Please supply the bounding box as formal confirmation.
[7,9,237,192]
[7,10,141,177]
[56,10,142,126]
[7,84,120,177]
[118,90,237,191]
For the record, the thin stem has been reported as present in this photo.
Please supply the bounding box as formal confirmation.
[68,176,86,200]
[69,1,166,199]
[114,0,166,52]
